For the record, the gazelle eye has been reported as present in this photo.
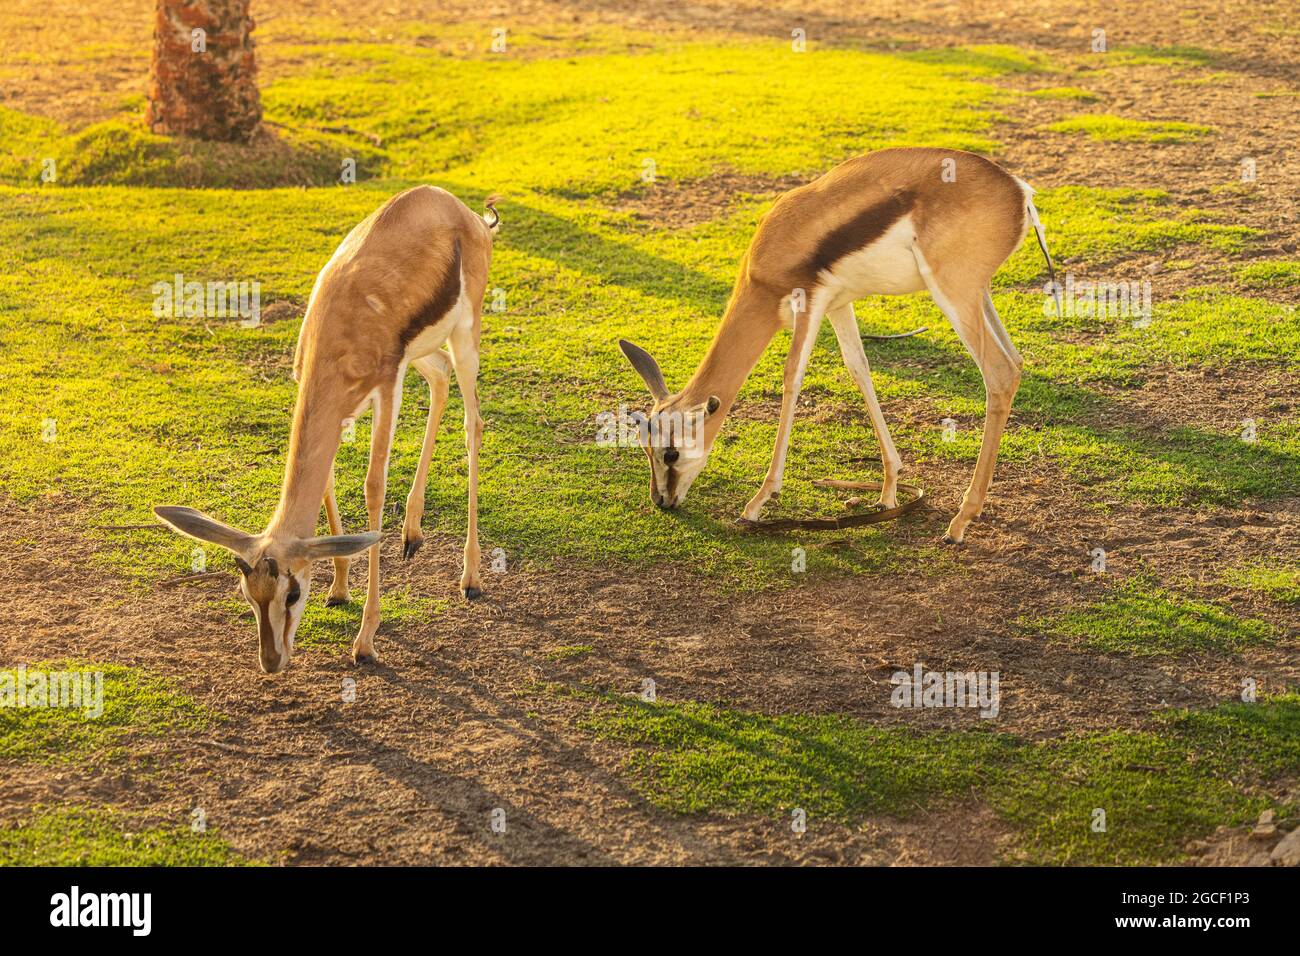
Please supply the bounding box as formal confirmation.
[286,585,301,606]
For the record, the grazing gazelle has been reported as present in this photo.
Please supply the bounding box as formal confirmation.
[619,146,1055,544]
[155,186,499,672]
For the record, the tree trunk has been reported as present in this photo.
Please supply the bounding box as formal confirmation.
[146,0,262,142]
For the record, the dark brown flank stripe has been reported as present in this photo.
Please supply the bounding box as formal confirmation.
[800,189,915,283]
[398,237,463,349]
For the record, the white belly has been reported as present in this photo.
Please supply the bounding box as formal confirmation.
[820,215,925,310]
[403,272,471,361]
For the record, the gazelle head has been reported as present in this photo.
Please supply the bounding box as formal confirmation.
[618,340,721,510]
[153,506,379,674]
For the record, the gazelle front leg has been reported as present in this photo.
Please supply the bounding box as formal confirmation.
[322,464,351,606]
[741,308,824,522]
[448,324,484,600]
[401,350,452,561]
[826,304,902,509]
[354,380,403,664]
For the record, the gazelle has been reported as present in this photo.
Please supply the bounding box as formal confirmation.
[619,147,1055,543]
[155,186,499,672]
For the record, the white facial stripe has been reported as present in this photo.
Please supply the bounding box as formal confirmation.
[268,583,288,657]
[284,574,310,654]
[246,570,311,666]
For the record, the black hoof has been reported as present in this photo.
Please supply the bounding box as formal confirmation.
[325,596,349,607]
[462,586,482,601]
[734,517,757,529]
[402,538,423,561]
[942,534,963,546]
[353,652,378,666]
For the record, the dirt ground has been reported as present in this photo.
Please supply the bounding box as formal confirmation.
[3,0,1298,864]
[4,456,1297,864]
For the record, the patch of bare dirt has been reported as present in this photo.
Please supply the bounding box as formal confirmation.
[1187,803,1300,866]
[616,169,808,229]
[1094,363,1299,437]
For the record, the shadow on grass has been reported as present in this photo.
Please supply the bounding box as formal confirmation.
[863,331,1300,504]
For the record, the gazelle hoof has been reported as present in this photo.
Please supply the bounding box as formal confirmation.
[402,537,423,561]
[462,586,482,601]
[325,595,350,607]
[352,650,379,665]
[942,534,964,546]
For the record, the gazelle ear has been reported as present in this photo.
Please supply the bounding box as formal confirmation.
[618,339,670,402]
[154,506,256,561]
[300,532,382,561]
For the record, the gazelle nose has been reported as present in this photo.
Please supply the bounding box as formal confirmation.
[663,448,680,464]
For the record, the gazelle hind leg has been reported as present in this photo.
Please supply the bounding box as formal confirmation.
[354,380,403,664]
[971,289,1022,521]
[447,320,484,600]
[982,288,1022,370]
[826,304,901,509]
[912,246,1021,544]
[322,464,351,606]
[741,308,824,522]
[401,349,452,561]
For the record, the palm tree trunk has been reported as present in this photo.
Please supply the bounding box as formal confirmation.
[146,0,262,142]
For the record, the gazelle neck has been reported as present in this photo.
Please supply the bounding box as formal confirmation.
[681,277,784,442]
[266,373,353,540]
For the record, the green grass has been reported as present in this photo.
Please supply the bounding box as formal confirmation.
[4,39,1013,191]
[999,699,1300,864]
[1046,114,1213,143]
[995,187,1256,286]
[545,644,595,660]
[582,698,1013,817]
[1237,260,1300,289]
[0,806,251,865]
[0,661,210,762]
[1022,581,1276,656]
[1222,561,1300,605]
[0,110,382,188]
[0,179,1286,588]
[582,693,1300,864]
[0,31,1292,593]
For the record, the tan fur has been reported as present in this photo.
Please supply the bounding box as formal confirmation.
[156,186,497,672]
[624,147,1031,542]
